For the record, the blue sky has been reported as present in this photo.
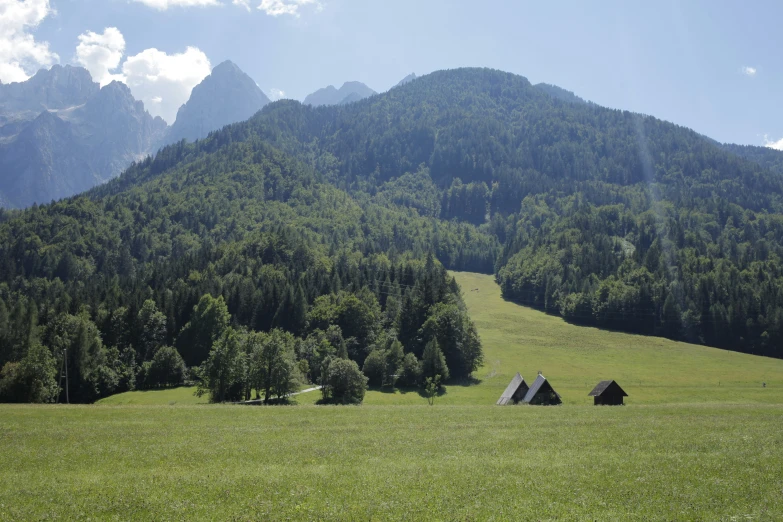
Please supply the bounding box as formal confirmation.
[3,0,780,148]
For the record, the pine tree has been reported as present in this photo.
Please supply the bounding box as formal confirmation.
[421,339,449,381]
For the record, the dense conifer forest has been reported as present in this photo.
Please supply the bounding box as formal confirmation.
[0,130,487,403]
[2,67,783,402]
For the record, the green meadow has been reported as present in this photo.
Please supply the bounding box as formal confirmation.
[96,385,208,405]
[4,272,783,520]
[440,272,783,406]
[2,403,782,521]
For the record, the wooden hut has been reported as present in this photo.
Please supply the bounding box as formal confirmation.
[588,380,627,405]
[496,373,528,405]
[521,374,562,405]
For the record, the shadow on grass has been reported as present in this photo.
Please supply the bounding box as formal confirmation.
[132,385,194,394]
[236,397,295,406]
[367,377,483,398]
[367,385,419,395]
[314,398,363,405]
[416,387,448,400]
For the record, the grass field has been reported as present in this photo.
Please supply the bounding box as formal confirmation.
[2,403,782,520]
[4,272,783,520]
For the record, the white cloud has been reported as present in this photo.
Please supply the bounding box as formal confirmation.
[130,0,220,10]
[75,27,125,86]
[741,66,757,77]
[764,135,783,151]
[258,0,322,17]
[129,0,324,16]
[71,25,211,124]
[266,88,285,100]
[122,47,211,123]
[0,0,59,83]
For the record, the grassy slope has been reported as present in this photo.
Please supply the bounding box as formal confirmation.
[442,272,783,405]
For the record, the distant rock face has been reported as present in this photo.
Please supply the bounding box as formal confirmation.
[165,60,270,144]
[303,81,376,107]
[80,81,168,178]
[0,67,167,208]
[0,65,98,118]
[0,111,93,208]
[394,73,416,88]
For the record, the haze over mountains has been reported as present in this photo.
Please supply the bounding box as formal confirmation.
[1,61,780,212]
[394,73,417,88]
[0,64,407,209]
[164,61,270,145]
[303,81,377,107]
[0,65,167,209]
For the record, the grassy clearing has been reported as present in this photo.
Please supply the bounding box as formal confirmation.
[2,403,782,521]
[96,386,207,405]
[432,272,783,406]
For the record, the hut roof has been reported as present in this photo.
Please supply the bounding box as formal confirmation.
[496,372,526,405]
[522,374,561,403]
[588,380,628,397]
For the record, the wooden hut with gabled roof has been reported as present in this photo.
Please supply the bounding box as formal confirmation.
[496,372,528,405]
[522,373,562,405]
[588,380,627,405]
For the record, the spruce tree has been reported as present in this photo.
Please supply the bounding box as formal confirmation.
[421,338,449,381]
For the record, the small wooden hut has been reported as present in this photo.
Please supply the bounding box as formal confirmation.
[521,374,562,405]
[588,380,627,405]
[496,372,528,405]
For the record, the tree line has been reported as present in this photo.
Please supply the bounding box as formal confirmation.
[0,134,484,403]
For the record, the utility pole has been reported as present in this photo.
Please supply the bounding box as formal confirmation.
[64,347,69,404]
[57,350,65,404]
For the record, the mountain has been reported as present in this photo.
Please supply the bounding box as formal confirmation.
[0,94,491,402]
[394,73,416,88]
[79,81,168,177]
[0,110,92,208]
[0,65,97,120]
[338,92,364,105]
[3,66,783,403]
[0,67,166,208]
[165,60,270,145]
[303,81,376,106]
[241,68,783,358]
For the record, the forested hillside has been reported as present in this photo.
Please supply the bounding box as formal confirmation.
[721,143,783,176]
[0,136,489,403]
[239,68,783,358]
[2,66,783,403]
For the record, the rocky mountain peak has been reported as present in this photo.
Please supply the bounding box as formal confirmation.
[165,60,270,144]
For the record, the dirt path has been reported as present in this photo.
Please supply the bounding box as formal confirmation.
[238,386,322,405]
